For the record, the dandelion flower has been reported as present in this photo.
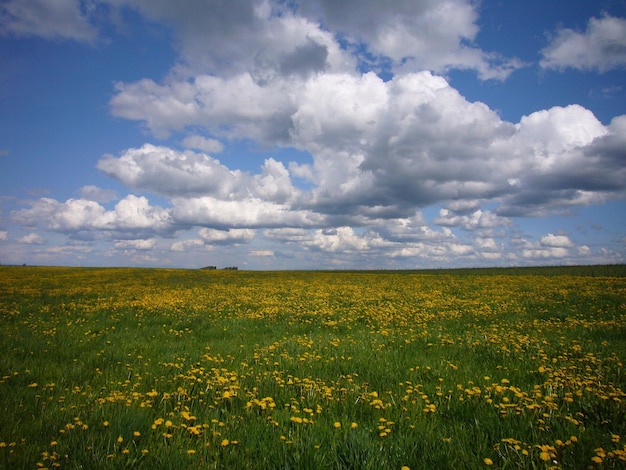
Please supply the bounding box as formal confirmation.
[333,422,341,428]
[133,431,140,437]
[221,439,229,447]
[402,467,411,470]
[103,421,109,427]
[539,452,550,461]
[351,422,358,429]
[187,449,196,455]
[117,436,123,444]
[483,458,493,465]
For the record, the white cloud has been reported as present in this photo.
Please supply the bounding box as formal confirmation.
[171,196,324,229]
[110,71,625,221]
[540,234,574,248]
[0,230,7,241]
[12,195,172,236]
[541,15,626,72]
[298,0,523,80]
[181,135,224,153]
[250,250,274,257]
[79,185,118,203]
[519,234,579,260]
[114,238,156,250]
[0,0,99,43]
[171,239,205,252]
[198,228,255,245]
[18,232,45,244]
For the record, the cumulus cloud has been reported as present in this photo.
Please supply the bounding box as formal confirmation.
[110,71,625,221]
[12,195,172,236]
[171,238,204,252]
[0,0,99,43]
[518,234,578,260]
[198,228,255,245]
[114,238,156,250]
[541,15,626,72]
[18,232,45,244]
[298,0,524,80]
[540,233,574,248]
[181,135,224,153]
[79,185,118,203]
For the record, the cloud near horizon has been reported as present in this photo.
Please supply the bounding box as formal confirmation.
[2,0,626,268]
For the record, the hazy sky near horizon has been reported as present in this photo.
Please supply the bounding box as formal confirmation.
[1,0,625,269]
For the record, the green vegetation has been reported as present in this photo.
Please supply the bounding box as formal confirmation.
[0,265,624,468]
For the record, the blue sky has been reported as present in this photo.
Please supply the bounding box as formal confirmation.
[1,0,625,269]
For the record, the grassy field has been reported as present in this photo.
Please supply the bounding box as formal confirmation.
[0,265,625,469]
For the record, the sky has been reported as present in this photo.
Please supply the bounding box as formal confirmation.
[0,0,625,270]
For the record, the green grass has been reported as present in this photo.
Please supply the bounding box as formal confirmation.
[0,265,625,469]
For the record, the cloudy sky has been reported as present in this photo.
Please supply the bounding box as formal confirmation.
[1,0,625,269]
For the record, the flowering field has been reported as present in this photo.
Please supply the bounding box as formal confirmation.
[0,266,625,469]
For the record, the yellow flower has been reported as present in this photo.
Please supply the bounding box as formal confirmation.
[141,449,149,455]
[402,466,411,470]
[221,439,229,447]
[187,449,196,455]
[351,422,358,429]
[117,436,123,444]
[103,421,109,427]
[483,458,493,465]
[591,456,603,464]
[333,422,341,428]
[133,431,140,437]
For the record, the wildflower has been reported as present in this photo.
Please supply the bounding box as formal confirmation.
[351,422,358,429]
[117,436,123,444]
[402,467,411,470]
[333,422,341,428]
[133,431,140,437]
[103,421,109,427]
[50,441,57,447]
[221,439,229,447]
[539,451,550,461]
[141,449,149,455]
[591,456,603,464]
[483,458,493,465]
[187,449,196,455]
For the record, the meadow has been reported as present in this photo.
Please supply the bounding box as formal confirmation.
[0,265,624,469]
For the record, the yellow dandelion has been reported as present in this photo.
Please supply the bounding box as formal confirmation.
[539,451,550,461]
[402,466,411,470]
[187,449,196,455]
[117,436,123,444]
[103,421,109,427]
[483,458,493,465]
[221,439,230,447]
[333,422,341,428]
[591,456,603,464]
[133,431,140,437]
[351,422,358,429]
[141,449,149,455]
